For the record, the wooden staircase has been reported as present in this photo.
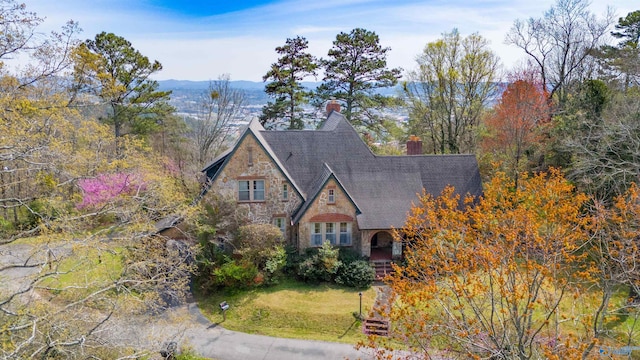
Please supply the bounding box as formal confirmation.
[371,260,394,280]
[362,318,390,336]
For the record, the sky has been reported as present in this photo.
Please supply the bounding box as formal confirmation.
[22,0,636,82]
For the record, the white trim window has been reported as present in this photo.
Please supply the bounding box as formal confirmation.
[273,217,286,235]
[339,222,351,245]
[325,222,336,245]
[238,179,265,201]
[327,189,335,204]
[310,222,352,246]
[282,183,289,201]
[311,223,323,246]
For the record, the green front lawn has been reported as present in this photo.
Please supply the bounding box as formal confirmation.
[197,279,377,344]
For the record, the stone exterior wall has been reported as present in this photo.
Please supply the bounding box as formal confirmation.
[360,229,400,258]
[211,133,301,242]
[298,178,360,253]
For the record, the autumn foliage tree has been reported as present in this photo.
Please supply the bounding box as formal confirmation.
[364,169,639,360]
[481,75,549,183]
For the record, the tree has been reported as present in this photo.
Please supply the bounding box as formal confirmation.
[562,89,640,202]
[596,10,640,92]
[363,170,638,359]
[612,10,640,49]
[506,0,612,107]
[260,36,318,130]
[195,74,246,165]
[73,32,173,141]
[1,4,198,355]
[481,72,550,183]
[405,29,499,154]
[315,28,402,131]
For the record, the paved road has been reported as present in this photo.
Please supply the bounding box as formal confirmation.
[181,303,374,360]
[1,242,375,360]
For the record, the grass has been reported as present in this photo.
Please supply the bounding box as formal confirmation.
[197,279,377,344]
[41,246,123,299]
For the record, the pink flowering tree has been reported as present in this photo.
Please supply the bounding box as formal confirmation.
[77,173,146,209]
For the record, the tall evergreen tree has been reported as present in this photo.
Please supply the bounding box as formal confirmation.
[260,36,318,129]
[73,32,173,140]
[598,10,640,91]
[315,28,402,131]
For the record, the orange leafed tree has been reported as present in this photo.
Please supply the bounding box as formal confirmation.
[362,169,640,360]
[481,75,549,184]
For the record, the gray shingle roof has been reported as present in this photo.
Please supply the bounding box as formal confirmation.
[260,112,483,230]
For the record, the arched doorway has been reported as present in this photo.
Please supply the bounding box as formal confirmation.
[369,231,393,260]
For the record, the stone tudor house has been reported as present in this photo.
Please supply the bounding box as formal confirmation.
[200,107,482,261]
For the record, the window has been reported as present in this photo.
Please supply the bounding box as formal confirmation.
[312,223,323,246]
[339,222,351,245]
[328,189,335,204]
[238,181,250,201]
[282,183,288,201]
[238,179,265,201]
[310,221,352,246]
[273,217,286,235]
[253,180,264,200]
[325,223,336,245]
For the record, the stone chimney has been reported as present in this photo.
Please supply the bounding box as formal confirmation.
[326,100,340,114]
[406,135,422,155]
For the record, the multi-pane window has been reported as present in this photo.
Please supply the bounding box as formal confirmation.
[310,222,351,246]
[339,222,351,245]
[282,183,289,201]
[273,217,286,235]
[311,223,323,246]
[328,189,335,203]
[238,180,265,201]
[325,223,336,245]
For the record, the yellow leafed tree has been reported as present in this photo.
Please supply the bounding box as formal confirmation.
[363,169,640,360]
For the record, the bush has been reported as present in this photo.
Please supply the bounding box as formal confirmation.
[283,245,303,275]
[296,242,341,283]
[335,260,376,289]
[338,247,366,265]
[213,260,258,289]
[263,245,286,284]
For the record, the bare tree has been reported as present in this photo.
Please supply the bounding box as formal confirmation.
[195,74,246,165]
[405,29,500,154]
[506,0,613,107]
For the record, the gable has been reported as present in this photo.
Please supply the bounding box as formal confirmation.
[296,177,359,226]
[202,120,304,203]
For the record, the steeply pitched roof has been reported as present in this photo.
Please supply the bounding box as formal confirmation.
[260,112,483,230]
[201,119,305,201]
[291,163,361,224]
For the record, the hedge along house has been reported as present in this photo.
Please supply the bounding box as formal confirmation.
[201,104,483,261]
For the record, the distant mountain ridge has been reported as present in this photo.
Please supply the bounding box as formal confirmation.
[158,80,321,91]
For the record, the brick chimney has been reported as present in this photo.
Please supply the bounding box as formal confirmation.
[326,100,340,114]
[406,135,422,155]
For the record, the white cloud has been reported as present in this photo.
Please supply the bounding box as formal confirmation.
[16,0,638,80]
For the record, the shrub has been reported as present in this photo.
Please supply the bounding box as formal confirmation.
[338,247,366,265]
[297,242,341,283]
[335,260,375,289]
[213,260,258,289]
[234,224,283,266]
[283,245,304,275]
[263,245,286,284]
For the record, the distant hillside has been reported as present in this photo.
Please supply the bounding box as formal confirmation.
[158,80,267,91]
[158,80,402,107]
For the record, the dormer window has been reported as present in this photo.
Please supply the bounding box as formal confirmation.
[328,189,335,204]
